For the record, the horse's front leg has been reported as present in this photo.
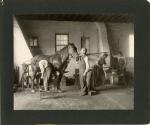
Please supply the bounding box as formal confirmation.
[31,73,36,93]
[55,71,63,92]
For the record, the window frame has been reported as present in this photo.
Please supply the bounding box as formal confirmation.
[55,33,69,52]
[29,36,39,48]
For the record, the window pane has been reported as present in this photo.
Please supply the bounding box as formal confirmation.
[34,41,37,46]
[62,41,65,45]
[62,35,65,40]
[56,40,61,45]
[60,35,63,40]
[56,35,61,40]
[34,39,38,46]
[64,40,68,45]
[29,39,33,46]
[60,35,63,41]
[63,35,68,40]
[59,40,62,45]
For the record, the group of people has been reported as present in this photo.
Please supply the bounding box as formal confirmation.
[38,47,108,96]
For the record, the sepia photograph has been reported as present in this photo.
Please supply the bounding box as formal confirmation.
[13,14,134,110]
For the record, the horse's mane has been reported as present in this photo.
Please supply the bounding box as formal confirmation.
[56,43,76,54]
[55,43,76,63]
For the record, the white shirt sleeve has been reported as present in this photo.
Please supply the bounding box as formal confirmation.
[84,56,90,73]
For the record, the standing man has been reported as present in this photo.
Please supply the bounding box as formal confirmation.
[78,48,90,96]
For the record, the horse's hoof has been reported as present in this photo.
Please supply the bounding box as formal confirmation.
[57,89,63,93]
[39,88,42,91]
[31,90,35,93]
[80,92,88,96]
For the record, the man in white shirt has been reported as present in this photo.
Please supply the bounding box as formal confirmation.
[78,48,90,96]
[39,60,52,91]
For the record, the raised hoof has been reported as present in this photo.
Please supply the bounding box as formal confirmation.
[80,92,88,96]
[57,89,63,93]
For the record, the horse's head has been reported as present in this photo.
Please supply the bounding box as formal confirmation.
[68,43,79,61]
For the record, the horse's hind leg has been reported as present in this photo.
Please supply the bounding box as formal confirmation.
[31,74,36,93]
[55,72,63,92]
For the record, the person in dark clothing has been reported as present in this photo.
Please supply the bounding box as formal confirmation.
[96,53,108,85]
[97,53,108,67]
[86,53,108,89]
[117,52,126,85]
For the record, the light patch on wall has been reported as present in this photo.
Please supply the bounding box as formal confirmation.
[14,18,33,66]
[129,34,134,57]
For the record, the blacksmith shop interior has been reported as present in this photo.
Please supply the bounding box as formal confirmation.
[13,14,134,110]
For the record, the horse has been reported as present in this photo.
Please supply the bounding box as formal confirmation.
[29,42,79,92]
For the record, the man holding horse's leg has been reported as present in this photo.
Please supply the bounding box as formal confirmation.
[39,60,52,91]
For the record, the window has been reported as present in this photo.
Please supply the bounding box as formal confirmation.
[29,37,38,47]
[129,34,134,57]
[55,34,69,51]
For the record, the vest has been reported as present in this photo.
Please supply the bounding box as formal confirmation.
[79,56,86,74]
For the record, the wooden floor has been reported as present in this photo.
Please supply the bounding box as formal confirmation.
[14,85,134,110]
